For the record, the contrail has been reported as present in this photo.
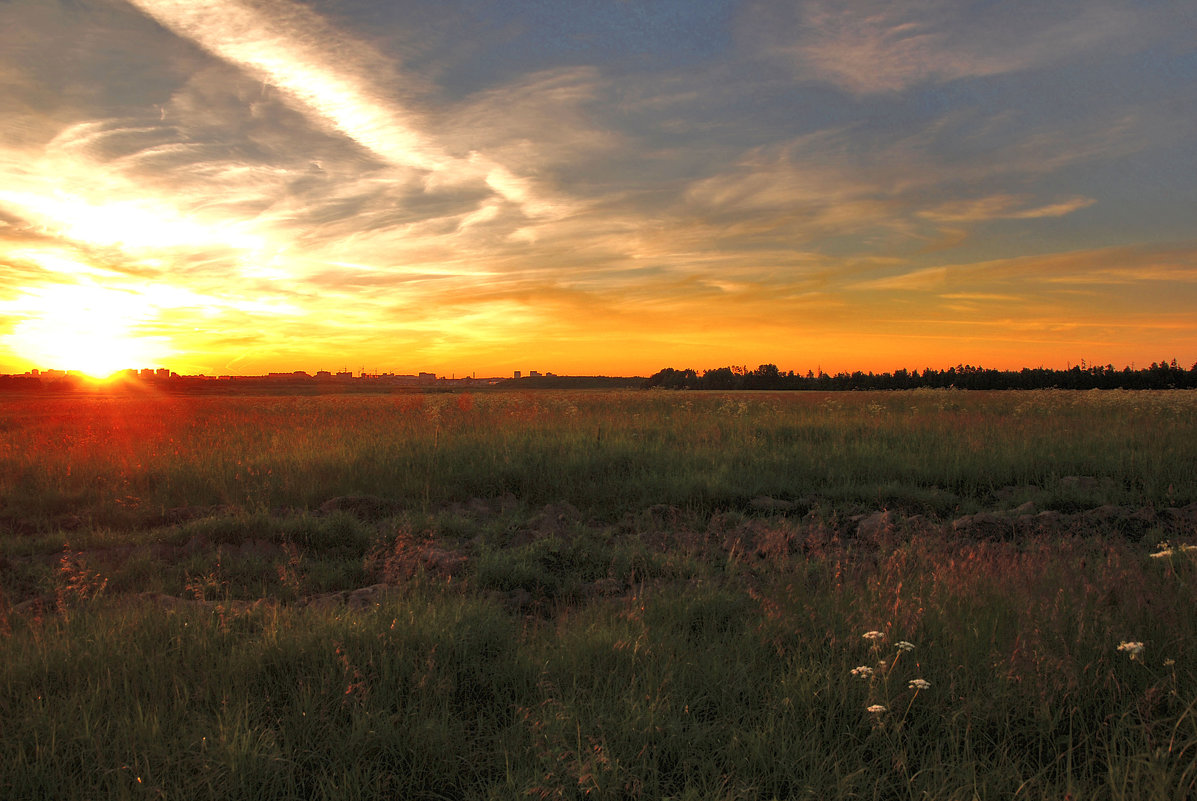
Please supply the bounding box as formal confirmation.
[125,0,562,217]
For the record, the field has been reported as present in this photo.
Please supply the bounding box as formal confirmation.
[2,388,1197,800]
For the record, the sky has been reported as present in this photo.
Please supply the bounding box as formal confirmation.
[1,0,1194,378]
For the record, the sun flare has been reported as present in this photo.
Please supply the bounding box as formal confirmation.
[4,285,172,378]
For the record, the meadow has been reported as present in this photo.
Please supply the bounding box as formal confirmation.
[2,388,1196,799]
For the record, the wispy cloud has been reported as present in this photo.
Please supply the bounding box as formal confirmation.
[748,0,1143,94]
[850,242,1197,293]
[678,109,1131,261]
[124,0,569,221]
[918,195,1096,223]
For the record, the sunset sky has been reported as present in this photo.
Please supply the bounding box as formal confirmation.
[1,0,1194,378]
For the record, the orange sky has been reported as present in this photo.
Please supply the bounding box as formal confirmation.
[2,0,1195,378]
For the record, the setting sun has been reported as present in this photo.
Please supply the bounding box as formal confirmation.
[3,284,172,378]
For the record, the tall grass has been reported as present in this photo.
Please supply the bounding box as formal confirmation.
[2,389,1196,798]
[1,389,1194,531]
[3,535,1195,799]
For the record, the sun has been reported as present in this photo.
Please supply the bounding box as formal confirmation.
[5,285,172,379]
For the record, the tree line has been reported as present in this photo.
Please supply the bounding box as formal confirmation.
[642,360,1197,391]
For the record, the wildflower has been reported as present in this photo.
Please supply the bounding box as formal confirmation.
[1150,548,1173,558]
[895,641,916,652]
[863,630,886,642]
[866,704,887,714]
[1164,659,1176,667]
[908,678,931,690]
[850,666,875,679]
[1117,641,1145,660]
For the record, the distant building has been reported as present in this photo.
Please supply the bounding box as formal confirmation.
[514,370,521,378]
[529,370,541,378]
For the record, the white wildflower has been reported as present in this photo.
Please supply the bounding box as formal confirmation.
[1117,641,1145,660]
[908,678,931,690]
[863,630,886,642]
[850,666,875,679]
[895,641,916,652]
[866,704,887,714]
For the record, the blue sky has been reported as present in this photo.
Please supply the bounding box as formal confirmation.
[1,0,1194,376]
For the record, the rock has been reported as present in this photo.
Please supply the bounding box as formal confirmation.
[304,592,346,611]
[856,510,895,540]
[749,496,796,513]
[347,583,390,610]
[1034,510,1064,530]
[1083,505,1131,523]
[952,512,1014,540]
[1162,502,1197,531]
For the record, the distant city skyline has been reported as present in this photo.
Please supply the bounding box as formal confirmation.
[2,0,1195,378]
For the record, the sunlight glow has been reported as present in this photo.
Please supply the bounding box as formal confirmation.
[2,285,173,378]
[0,190,262,252]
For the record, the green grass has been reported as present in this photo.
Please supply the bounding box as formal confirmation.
[4,539,1196,799]
[2,389,1197,799]
[1,389,1195,533]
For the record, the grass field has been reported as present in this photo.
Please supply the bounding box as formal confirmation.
[2,388,1196,799]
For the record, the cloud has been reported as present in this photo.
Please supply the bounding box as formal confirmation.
[917,195,1096,223]
[124,0,569,221]
[850,242,1197,293]
[747,0,1144,94]
[674,102,1145,263]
